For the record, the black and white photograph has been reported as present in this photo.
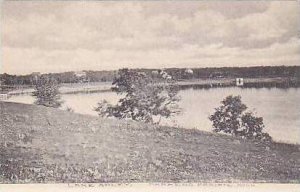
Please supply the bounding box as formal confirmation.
[0,0,299,191]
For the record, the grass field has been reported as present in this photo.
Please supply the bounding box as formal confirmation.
[0,102,299,183]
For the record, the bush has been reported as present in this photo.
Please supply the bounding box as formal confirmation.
[209,95,272,142]
[65,106,74,113]
[32,75,63,108]
[95,68,181,124]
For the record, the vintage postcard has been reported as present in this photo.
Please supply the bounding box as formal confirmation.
[0,0,299,191]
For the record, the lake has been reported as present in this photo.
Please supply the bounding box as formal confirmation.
[7,87,300,144]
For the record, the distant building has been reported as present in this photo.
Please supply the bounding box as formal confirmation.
[159,70,172,80]
[74,71,88,83]
[183,69,193,79]
[0,94,8,100]
[185,69,193,74]
[74,71,86,78]
[138,72,146,76]
[236,78,244,86]
[151,70,159,75]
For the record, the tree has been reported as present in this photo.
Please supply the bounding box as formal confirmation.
[32,75,63,108]
[209,95,272,142]
[95,68,181,124]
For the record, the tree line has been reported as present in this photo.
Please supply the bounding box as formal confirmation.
[0,71,117,86]
[165,65,300,79]
[1,66,299,86]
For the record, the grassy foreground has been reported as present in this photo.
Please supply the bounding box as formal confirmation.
[0,102,299,183]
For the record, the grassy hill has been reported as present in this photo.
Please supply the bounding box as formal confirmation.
[0,102,299,183]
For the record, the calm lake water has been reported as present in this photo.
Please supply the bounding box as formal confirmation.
[7,87,300,144]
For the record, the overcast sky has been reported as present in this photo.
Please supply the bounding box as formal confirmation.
[1,1,300,75]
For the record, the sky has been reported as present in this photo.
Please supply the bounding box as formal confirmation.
[1,1,300,75]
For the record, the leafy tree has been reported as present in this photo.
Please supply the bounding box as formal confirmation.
[240,112,272,142]
[32,75,63,108]
[95,68,181,124]
[209,95,272,142]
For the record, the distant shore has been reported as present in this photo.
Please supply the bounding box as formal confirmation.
[5,77,300,96]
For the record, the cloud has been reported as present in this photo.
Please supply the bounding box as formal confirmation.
[1,1,300,74]
[3,37,299,74]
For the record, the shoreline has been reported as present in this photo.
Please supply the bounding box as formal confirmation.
[5,77,300,96]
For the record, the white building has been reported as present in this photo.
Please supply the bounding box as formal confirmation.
[236,78,244,86]
[160,70,172,80]
[185,68,193,74]
[74,71,86,78]
[0,94,9,101]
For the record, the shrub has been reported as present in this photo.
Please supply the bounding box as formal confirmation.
[65,106,74,113]
[32,75,63,108]
[95,68,181,124]
[209,95,272,142]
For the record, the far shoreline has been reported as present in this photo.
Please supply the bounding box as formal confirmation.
[5,77,300,96]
